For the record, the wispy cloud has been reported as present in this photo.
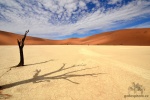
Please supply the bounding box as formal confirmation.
[0,0,150,39]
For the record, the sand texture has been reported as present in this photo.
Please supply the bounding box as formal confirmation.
[0,45,150,100]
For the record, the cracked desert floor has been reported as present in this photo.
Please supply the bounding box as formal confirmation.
[0,45,150,100]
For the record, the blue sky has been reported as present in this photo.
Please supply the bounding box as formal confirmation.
[0,0,150,40]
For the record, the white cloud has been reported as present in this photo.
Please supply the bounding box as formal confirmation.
[108,0,122,4]
[79,1,86,9]
[65,2,77,16]
[0,0,21,9]
[0,0,150,39]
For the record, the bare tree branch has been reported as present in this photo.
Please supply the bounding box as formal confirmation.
[16,30,29,67]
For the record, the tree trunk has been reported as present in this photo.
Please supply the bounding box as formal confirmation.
[18,47,24,66]
[17,30,29,67]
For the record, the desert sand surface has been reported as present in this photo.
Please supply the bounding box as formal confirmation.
[0,45,150,100]
[1,28,150,45]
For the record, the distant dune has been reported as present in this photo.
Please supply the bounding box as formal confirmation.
[0,31,60,45]
[0,28,150,45]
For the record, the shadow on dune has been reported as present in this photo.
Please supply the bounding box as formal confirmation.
[0,64,105,90]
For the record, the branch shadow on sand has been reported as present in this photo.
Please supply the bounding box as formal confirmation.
[0,59,54,71]
[24,59,54,66]
[0,64,106,90]
[0,59,55,79]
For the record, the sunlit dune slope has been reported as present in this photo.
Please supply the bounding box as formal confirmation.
[0,28,150,45]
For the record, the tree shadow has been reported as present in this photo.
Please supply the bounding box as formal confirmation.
[24,59,54,66]
[0,64,105,90]
[0,59,55,79]
[0,59,54,70]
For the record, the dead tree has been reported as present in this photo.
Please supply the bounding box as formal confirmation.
[17,30,29,67]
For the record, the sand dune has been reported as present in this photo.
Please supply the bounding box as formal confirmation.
[0,30,60,45]
[0,28,150,45]
[82,28,150,45]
